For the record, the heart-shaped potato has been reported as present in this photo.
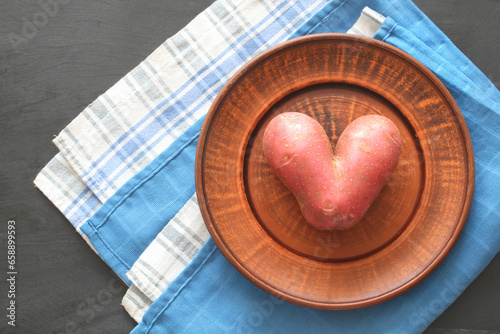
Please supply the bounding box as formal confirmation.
[263,112,402,230]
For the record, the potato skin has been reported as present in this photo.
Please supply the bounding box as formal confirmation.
[263,112,401,230]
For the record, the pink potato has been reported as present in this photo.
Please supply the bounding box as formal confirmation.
[262,112,402,230]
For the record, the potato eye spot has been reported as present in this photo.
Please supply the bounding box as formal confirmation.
[359,141,371,152]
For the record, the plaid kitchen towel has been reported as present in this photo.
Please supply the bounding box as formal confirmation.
[33,0,499,331]
[121,193,210,322]
[34,0,329,231]
[128,1,500,333]
[35,153,102,229]
[55,0,331,285]
[121,7,387,322]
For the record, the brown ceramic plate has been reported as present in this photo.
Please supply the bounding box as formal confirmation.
[195,34,474,310]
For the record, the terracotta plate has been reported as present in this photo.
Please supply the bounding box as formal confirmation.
[195,34,474,309]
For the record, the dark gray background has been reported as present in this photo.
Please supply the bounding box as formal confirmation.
[1,1,499,333]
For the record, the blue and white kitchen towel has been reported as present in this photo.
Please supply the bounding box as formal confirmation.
[34,0,500,333]
[129,1,500,332]
[120,6,388,323]
[34,0,331,320]
[34,0,329,231]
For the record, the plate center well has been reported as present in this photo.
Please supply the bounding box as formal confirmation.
[243,83,425,262]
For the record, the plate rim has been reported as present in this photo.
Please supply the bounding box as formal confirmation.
[195,33,475,309]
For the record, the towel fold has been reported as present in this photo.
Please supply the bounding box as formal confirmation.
[33,0,499,332]
[127,1,499,333]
